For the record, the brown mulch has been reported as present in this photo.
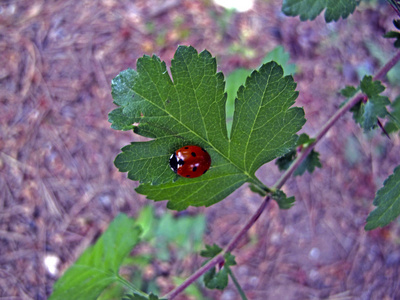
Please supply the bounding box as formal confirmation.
[1,0,400,299]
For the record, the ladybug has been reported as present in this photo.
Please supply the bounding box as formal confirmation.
[169,145,211,178]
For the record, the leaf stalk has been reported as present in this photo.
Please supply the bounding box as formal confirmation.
[227,268,248,300]
[373,50,400,81]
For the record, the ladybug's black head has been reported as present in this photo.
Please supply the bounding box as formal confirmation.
[169,153,178,173]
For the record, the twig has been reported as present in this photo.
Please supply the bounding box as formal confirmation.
[273,92,364,190]
[163,196,270,299]
[227,268,248,300]
[373,50,400,81]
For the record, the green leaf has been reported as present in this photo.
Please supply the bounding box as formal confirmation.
[203,253,236,290]
[340,85,358,98]
[385,96,400,134]
[360,75,385,96]
[384,31,400,39]
[261,46,297,76]
[111,46,305,210]
[49,214,142,300]
[272,190,295,209]
[365,165,400,230]
[200,245,237,290]
[276,149,297,171]
[108,107,135,131]
[293,150,322,176]
[135,205,155,240]
[296,133,315,146]
[282,0,359,22]
[384,21,400,48]
[275,133,321,176]
[200,244,222,258]
[154,212,206,260]
[351,76,390,131]
[249,183,268,196]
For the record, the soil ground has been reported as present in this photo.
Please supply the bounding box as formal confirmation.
[1,0,400,299]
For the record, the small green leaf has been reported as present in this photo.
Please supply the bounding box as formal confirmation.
[296,133,315,146]
[384,31,400,39]
[200,245,237,290]
[111,46,305,210]
[276,150,297,171]
[203,266,228,290]
[365,165,400,230]
[135,205,155,240]
[385,96,400,134]
[200,244,222,258]
[341,85,358,98]
[261,46,297,76]
[272,190,295,209]
[282,0,359,22]
[49,214,142,300]
[154,212,206,260]
[249,183,268,196]
[203,253,236,290]
[275,133,321,176]
[383,20,400,48]
[351,76,390,131]
[360,75,385,96]
[293,149,322,176]
[108,107,135,131]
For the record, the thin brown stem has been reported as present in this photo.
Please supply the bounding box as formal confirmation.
[163,196,271,300]
[273,92,364,190]
[374,50,400,81]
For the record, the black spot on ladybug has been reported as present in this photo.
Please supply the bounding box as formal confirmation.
[186,175,190,178]
[191,152,196,157]
[193,166,197,172]
[178,159,185,165]
[185,146,189,149]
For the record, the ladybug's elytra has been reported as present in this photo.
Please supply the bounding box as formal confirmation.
[169,145,211,178]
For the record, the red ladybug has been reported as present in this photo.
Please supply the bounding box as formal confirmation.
[169,145,211,178]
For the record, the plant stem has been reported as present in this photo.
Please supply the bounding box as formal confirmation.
[227,267,248,300]
[162,49,400,300]
[373,50,400,81]
[273,92,364,190]
[163,196,270,299]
